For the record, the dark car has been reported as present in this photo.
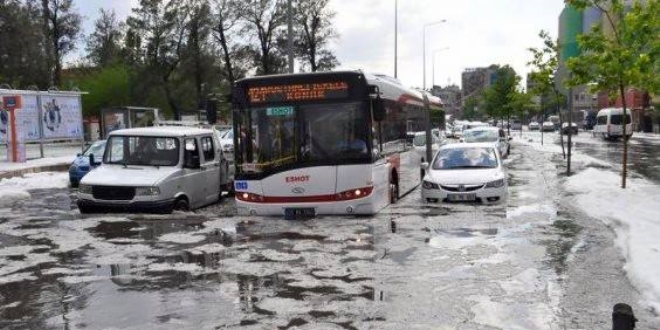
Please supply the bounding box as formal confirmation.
[69,140,106,187]
[561,123,579,135]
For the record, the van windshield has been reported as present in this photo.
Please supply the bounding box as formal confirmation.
[104,136,180,166]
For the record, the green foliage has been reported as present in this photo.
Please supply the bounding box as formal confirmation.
[527,30,561,98]
[566,0,659,94]
[461,95,481,120]
[74,65,131,117]
[482,65,520,119]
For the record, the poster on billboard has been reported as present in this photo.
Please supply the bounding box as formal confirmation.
[16,94,40,141]
[40,94,83,139]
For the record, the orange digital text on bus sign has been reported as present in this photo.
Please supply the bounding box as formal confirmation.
[248,82,349,103]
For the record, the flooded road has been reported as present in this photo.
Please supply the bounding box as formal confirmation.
[1,143,658,329]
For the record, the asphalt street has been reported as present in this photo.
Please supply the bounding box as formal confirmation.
[0,139,658,329]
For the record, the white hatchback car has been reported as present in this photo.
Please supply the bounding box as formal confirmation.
[421,143,508,204]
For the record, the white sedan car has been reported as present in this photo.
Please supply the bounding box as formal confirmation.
[460,127,510,158]
[412,131,445,161]
[421,143,508,204]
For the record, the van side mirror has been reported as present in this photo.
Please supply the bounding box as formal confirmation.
[372,96,386,122]
[421,162,429,171]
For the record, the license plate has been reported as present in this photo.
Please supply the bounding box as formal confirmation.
[447,193,476,202]
[284,208,315,220]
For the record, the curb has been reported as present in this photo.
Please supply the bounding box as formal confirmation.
[0,163,70,180]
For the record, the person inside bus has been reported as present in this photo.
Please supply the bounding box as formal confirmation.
[337,134,368,155]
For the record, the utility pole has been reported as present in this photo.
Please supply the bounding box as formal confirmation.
[287,0,294,73]
[422,20,446,90]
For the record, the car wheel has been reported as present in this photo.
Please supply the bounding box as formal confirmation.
[172,197,190,212]
[78,204,94,214]
[70,180,79,188]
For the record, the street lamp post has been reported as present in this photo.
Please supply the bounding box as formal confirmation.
[431,47,449,88]
[423,19,446,90]
[394,0,398,78]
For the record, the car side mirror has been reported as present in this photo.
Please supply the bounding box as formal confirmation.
[89,154,100,166]
[421,162,429,171]
[372,96,386,122]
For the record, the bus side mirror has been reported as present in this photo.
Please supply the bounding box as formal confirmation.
[372,96,386,122]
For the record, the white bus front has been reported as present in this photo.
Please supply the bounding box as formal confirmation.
[232,101,391,217]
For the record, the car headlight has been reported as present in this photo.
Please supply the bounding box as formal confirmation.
[422,180,439,189]
[485,178,505,188]
[135,187,160,195]
[78,184,92,194]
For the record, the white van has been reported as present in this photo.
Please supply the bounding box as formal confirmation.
[593,108,633,140]
[77,127,232,213]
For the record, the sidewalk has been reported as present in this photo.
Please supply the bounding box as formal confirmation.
[0,143,81,179]
[513,136,660,314]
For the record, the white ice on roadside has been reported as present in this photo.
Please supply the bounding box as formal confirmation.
[0,172,69,205]
[158,233,206,244]
[507,203,557,220]
[565,167,660,310]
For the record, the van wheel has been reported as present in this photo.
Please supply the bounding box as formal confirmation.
[172,197,190,212]
[390,183,399,204]
[78,204,94,214]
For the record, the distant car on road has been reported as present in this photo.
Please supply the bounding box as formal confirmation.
[421,143,508,205]
[460,126,510,158]
[561,122,579,135]
[529,122,540,131]
[510,119,522,131]
[542,121,555,132]
[69,140,106,187]
[413,131,445,161]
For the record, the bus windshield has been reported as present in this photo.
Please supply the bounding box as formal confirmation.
[236,102,370,175]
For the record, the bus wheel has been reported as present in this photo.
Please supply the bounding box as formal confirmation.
[390,183,399,204]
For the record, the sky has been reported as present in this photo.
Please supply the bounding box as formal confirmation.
[70,0,565,90]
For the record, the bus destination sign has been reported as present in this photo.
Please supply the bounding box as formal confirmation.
[248,82,349,103]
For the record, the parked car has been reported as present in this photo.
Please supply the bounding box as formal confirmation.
[561,122,579,135]
[445,124,454,138]
[509,119,522,131]
[593,108,633,140]
[219,129,234,153]
[529,122,540,131]
[69,140,106,187]
[77,126,233,214]
[542,121,555,132]
[421,143,508,204]
[452,124,465,138]
[413,131,445,161]
[459,126,510,158]
[431,128,447,145]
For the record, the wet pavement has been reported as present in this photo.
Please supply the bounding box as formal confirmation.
[1,142,659,329]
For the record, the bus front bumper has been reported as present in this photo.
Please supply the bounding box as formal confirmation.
[235,196,379,217]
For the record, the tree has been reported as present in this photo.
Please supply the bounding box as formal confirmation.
[211,0,245,86]
[293,0,339,72]
[528,30,568,156]
[127,0,190,118]
[461,95,481,120]
[41,0,82,86]
[86,9,125,67]
[482,65,519,136]
[240,0,287,75]
[181,0,213,111]
[566,0,660,188]
[74,65,131,117]
[0,0,51,88]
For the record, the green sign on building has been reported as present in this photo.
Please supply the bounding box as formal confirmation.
[266,106,294,117]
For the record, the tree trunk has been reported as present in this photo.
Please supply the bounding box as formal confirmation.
[619,82,628,189]
[555,89,566,159]
[215,22,235,85]
[567,87,573,175]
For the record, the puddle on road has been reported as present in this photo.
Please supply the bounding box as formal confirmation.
[540,218,583,275]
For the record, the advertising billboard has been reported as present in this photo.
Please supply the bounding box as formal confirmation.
[40,94,83,139]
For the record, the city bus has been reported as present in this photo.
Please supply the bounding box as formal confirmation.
[231,71,442,217]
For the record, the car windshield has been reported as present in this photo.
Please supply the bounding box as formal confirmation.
[104,136,180,166]
[432,147,498,170]
[462,130,499,143]
[82,141,106,158]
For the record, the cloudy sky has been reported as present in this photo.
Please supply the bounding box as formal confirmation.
[71,0,565,89]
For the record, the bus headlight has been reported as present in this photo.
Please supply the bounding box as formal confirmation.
[78,184,92,194]
[136,187,160,195]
